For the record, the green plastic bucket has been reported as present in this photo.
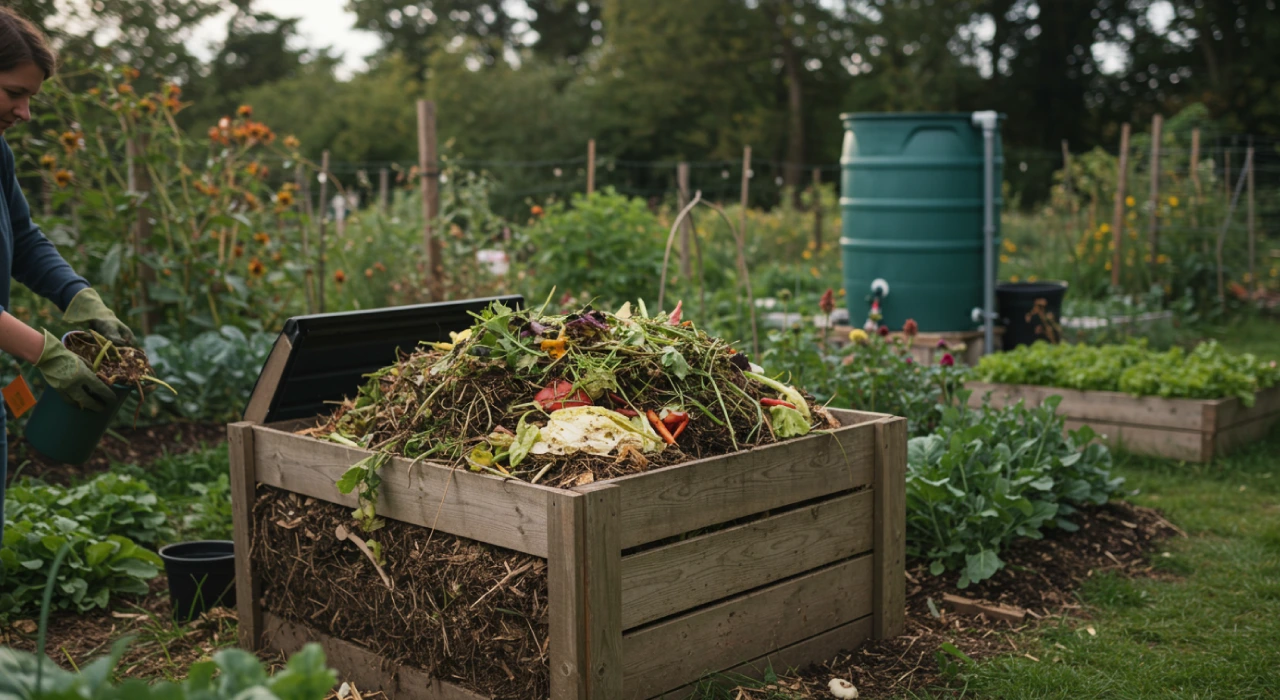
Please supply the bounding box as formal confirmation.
[840,112,1004,332]
[23,331,136,465]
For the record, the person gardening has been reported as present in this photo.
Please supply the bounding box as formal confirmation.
[0,6,136,534]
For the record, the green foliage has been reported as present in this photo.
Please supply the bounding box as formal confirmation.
[4,474,170,546]
[0,639,336,699]
[138,327,276,423]
[905,395,1122,588]
[513,188,666,309]
[974,340,1280,405]
[116,446,234,542]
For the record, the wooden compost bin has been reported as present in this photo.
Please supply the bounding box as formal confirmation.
[229,408,906,700]
[967,382,1280,462]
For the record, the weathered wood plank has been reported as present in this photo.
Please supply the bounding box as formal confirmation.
[228,422,261,651]
[967,382,1210,431]
[579,484,624,699]
[1062,419,1206,462]
[873,417,907,640]
[1213,412,1280,456]
[621,555,873,700]
[547,491,587,700]
[243,334,293,424]
[252,426,556,556]
[649,615,873,700]
[620,490,874,629]
[1212,385,1280,429]
[261,613,488,700]
[604,422,876,549]
[828,408,892,426]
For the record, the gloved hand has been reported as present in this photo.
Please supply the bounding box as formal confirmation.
[34,330,116,412]
[63,288,136,346]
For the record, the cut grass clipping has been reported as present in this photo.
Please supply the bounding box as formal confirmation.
[66,330,176,400]
[301,298,840,530]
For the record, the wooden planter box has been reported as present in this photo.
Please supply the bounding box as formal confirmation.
[966,382,1280,462]
[229,409,907,700]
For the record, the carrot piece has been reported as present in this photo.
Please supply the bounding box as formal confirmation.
[760,398,797,409]
[671,417,689,441]
[647,409,676,445]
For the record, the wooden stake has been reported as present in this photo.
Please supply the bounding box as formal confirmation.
[1190,129,1201,228]
[812,167,823,253]
[677,162,691,279]
[1110,123,1131,288]
[1216,149,1252,308]
[587,139,596,195]
[1247,143,1256,290]
[317,150,329,314]
[126,137,155,336]
[1147,114,1163,279]
[739,146,759,355]
[296,164,314,314]
[379,167,389,214]
[418,99,442,299]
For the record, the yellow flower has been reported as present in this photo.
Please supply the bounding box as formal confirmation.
[1028,275,1038,282]
[1125,195,1135,207]
[1157,254,1170,265]
[39,154,56,169]
[810,267,820,278]
[1099,223,1111,234]
[1168,196,1179,207]
[1000,254,1010,264]
[848,329,869,345]
[802,249,813,260]
[1127,211,1137,221]
[1002,240,1017,253]
[1009,274,1020,282]
[53,169,73,187]
[284,135,300,150]
[1104,260,1112,271]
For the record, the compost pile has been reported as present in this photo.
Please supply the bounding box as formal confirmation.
[304,299,838,489]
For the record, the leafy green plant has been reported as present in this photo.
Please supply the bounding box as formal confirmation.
[136,327,276,422]
[973,339,1280,405]
[4,474,170,546]
[116,447,234,542]
[905,394,1122,588]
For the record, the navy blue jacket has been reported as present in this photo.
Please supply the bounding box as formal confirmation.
[0,136,89,317]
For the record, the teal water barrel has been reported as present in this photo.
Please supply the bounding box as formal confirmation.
[840,112,1003,332]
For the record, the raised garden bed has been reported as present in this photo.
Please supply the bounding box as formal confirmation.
[230,408,905,699]
[966,382,1280,462]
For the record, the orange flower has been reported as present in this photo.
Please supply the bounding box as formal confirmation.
[121,66,140,80]
[283,135,300,150]
[275,190,294,207]
[245,162,260,176]
[137,98,157,114]
[253,232,270,245]
[117,83,134,96]
[243,192,260,210]
[165,83,181,98]
[271,251,283,263]
[374,262,386,272]
[39,153,56,169]
[59,131,82,153]
[541,337,566,360]
[87,87,100,96]
[248,257,265,277]
[233,244,245,259]
[237,104,253,118]
[365,268,374,279]
[53,169,72,187]
[334,270,347,285]
[531,205,544,217]
[208,125,229,145]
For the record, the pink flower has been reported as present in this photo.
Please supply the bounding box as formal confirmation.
[878,325,890,337]
[936,338,949,350]
[939,353,955,367]
[819,288,836,314]
[903,319,919,338]
[904,356,914,364]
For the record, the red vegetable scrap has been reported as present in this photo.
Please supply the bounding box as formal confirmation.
[760,398,797,410]
[646,409,677,445]
[534,379,592,411]
[669,300,683,326]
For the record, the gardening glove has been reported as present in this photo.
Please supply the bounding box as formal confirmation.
[34,330,116,412]
[63,288,136,346]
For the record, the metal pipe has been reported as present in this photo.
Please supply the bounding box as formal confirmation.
[972,111,998,356]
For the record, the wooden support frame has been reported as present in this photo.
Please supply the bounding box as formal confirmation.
[232,409,906,698]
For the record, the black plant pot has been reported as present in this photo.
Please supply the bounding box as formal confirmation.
[158,540,235,622]
[996,281,1069,351]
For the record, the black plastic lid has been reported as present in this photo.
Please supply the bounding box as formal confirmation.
[244,295,524,424]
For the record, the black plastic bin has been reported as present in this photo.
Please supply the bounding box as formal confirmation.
[158,540,235,621]
[996,281,1068,351]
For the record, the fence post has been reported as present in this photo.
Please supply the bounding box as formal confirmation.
[1190,128,1201,229]
[418,99,442,299]
[1247,141,1256,291]
[1110,123,1131,289]
[1216,149,1253,308]
[317,150,330,314]
[739,145,759,355]
[677,162,691,279]
[812,167,823,253]
[126,137,155,336]
[1147,114,1163,279]
[587,139,596,196]
[296,164,315,314]
[379,167,389,214]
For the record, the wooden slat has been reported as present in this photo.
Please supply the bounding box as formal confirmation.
[1213,385,1280,429]
[605,421,876,549]
[620,490,874,629]
[621,555,873,700]
[1062,419,1207,462]
[580,484,624,699]
[228,422,261,651]
[261,613,487,700]
[252,426,556,557]
[873,417,907,640]
[1213,412,1280,457]
[243,334,293,423]
[650,615,873,700]
[828,408,892,426]
[967,382,1210,431]
[547,491,587,700]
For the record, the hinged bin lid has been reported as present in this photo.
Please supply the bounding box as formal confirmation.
[243,295,524,424]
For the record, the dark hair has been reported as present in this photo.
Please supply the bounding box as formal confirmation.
[0,6,56,78]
